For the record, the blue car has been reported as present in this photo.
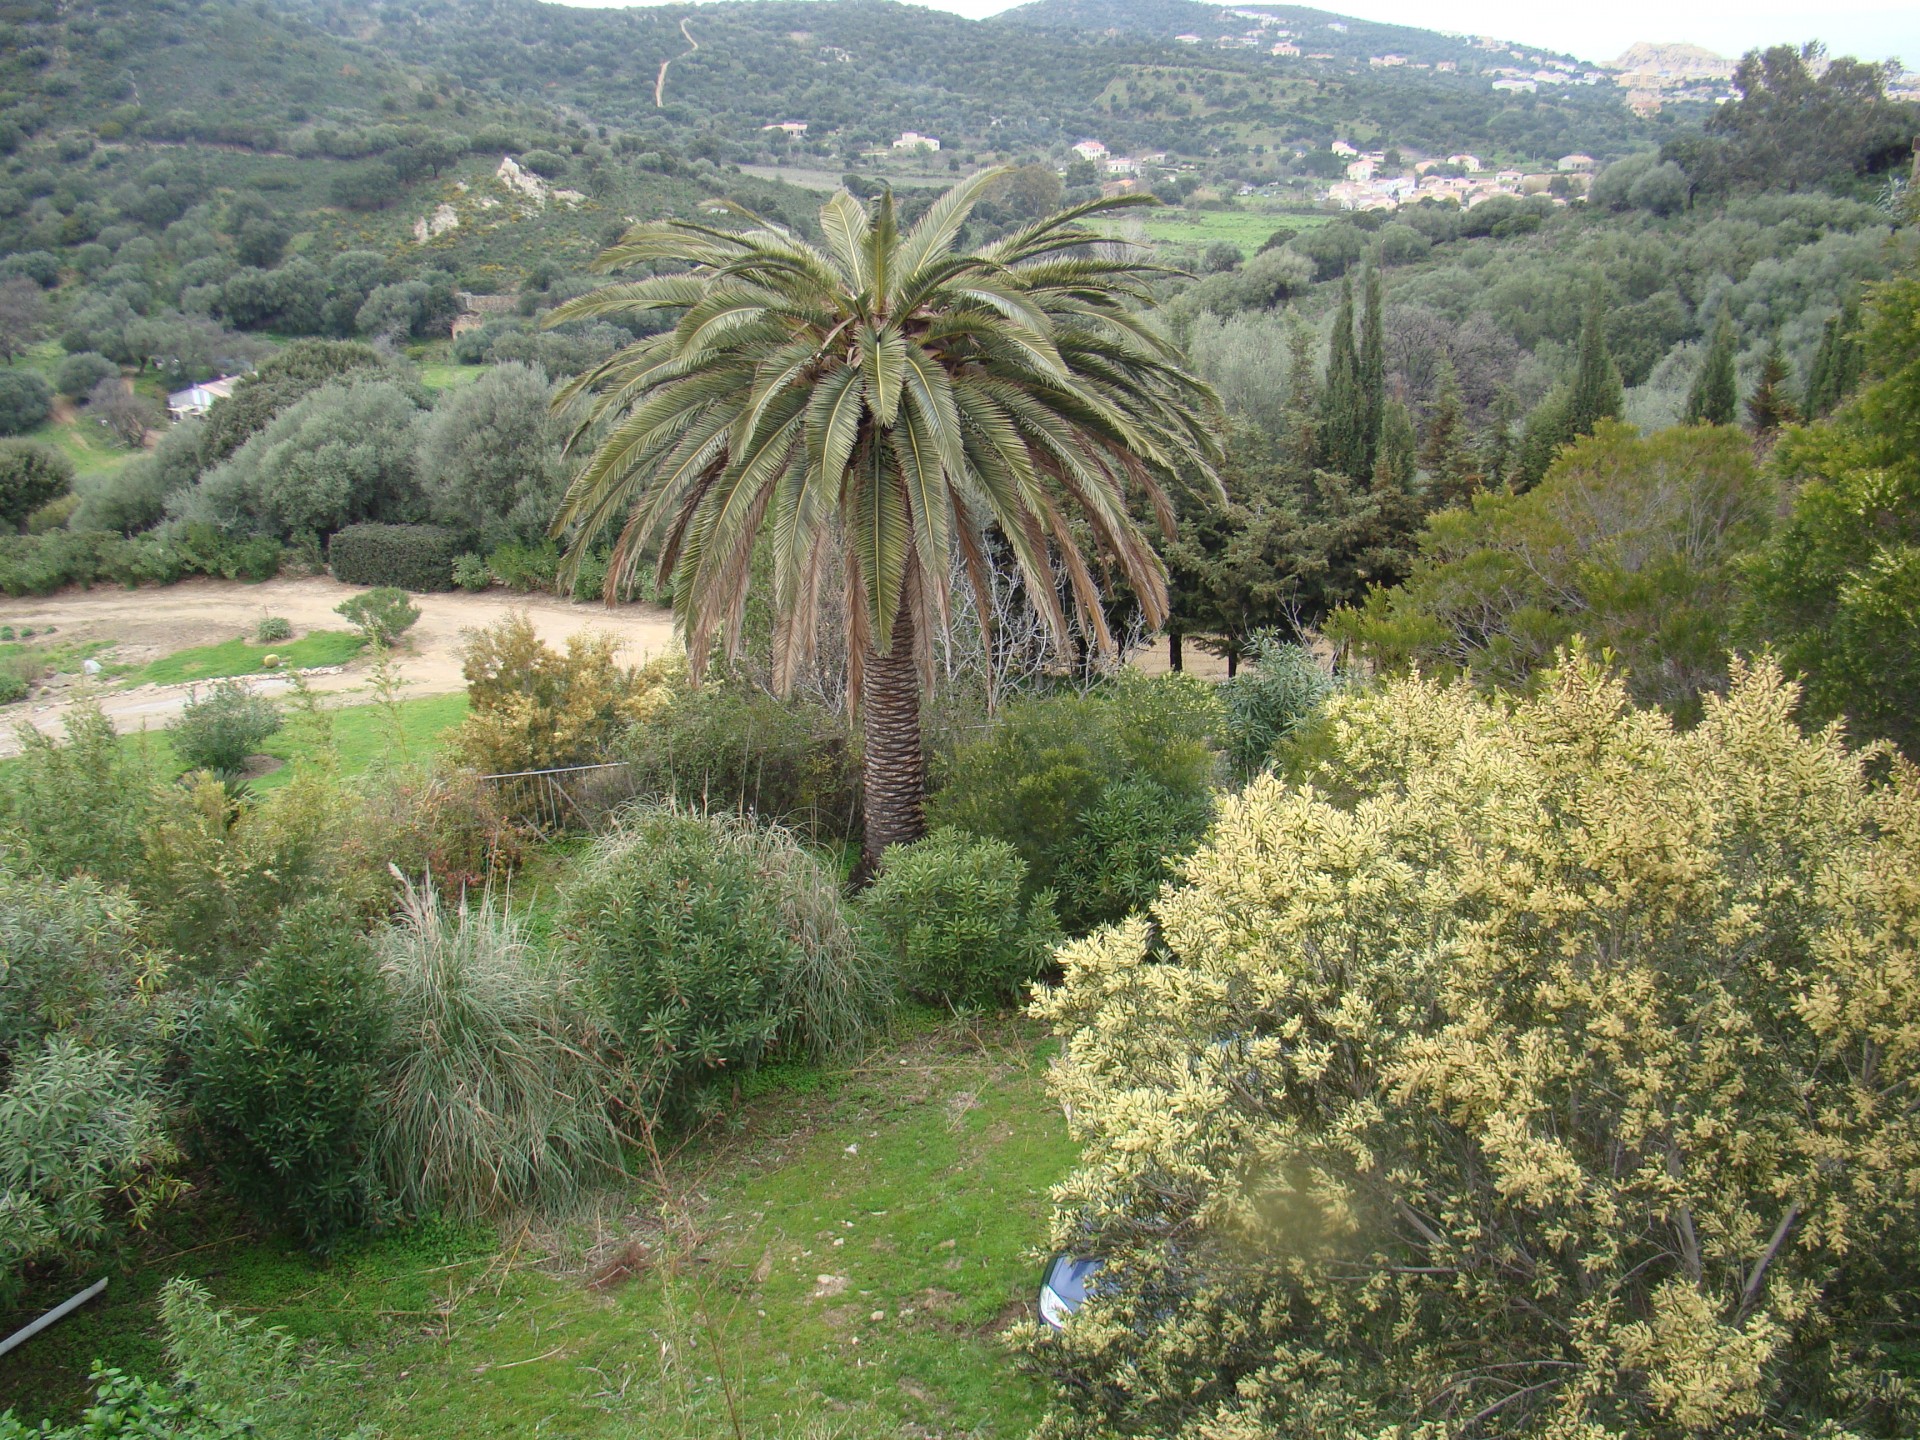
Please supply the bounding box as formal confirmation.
[1037,1253,1103,1329]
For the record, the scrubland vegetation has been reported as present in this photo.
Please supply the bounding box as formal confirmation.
[2,0,1919,1434]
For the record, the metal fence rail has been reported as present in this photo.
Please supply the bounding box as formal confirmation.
[477,761,635,834]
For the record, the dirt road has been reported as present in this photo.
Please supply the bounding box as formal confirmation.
[0,576,679,755]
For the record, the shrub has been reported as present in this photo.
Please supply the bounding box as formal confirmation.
[622,675,862,839]
[25,490,79,533]
[860,828,1060,1005]
[0,701,160,885]
[557,807,884,1117]
[55,350,118,399]
[170,680,282,773]
[450,551,490,591]
[1217,633,1338,778]
[334,585,420,644]
[1048,777,1212,932]
[485,538,560,592]
[0,665,23,705]
[0,438,71,529]
[349,766,522,895]
[187,908,390,1251]
[327,522,459,592]
[1022,656,1920,1439]
[0,371,52,436]
[927,673,1221,920]
[373,876,622,1220]
[254,615,292,643]
[451,613,670,774]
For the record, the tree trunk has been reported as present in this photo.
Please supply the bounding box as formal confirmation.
[1167,629,1183,672]
[853,595,926,887]
[1226,649,1238,679]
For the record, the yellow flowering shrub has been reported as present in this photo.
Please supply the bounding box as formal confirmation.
[449,612,673,775]
[1021,654,1920,1439]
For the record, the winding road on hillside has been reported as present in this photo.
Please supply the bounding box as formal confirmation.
[655,18,699,108]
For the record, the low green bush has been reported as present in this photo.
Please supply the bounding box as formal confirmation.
[622,677,863,839]
[485,538,560,592]
[0,439,73,530]
[0,370,52,436]
[1218,634,1340,778]
[1049,777,1212,932]
[860,828,1061,1006]
[328,523,459,592]
[557,807,886,1118]
[0,662,24,705]
[254,615,293,643]
[0,702,160,885]
[170,679,282,773]
[927,673,1221,927]
[187,908,391,1251]
[0,526,281,596]
[450,551,490,591]
[335,586,420,644]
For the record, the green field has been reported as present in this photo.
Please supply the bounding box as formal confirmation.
[2,1012,1069,1439]
[416,360,488,391]
[1119,205,1333,259]
[137,630,367,686]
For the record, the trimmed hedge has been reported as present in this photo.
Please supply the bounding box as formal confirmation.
[328,523,459,592]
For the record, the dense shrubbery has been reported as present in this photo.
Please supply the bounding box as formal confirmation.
[169,680,281,774]
[0,525,281,596]
[1023,656,1920,1438]
[621,676,862,839]
[557,807,887,1116]
[1217,633,1339,777]
[928,674,1221,930]
[0,439,72,530]
[861,828,1060,1005]
[187,909,391,1251]
[327,523,460,592]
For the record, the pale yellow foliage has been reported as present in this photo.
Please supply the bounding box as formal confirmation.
[450,612,676,775]
[1022,654,1919,1439]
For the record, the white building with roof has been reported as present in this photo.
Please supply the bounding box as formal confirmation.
[166,376,239,421]
[1072,139,1109,161]
[893,131,940,151]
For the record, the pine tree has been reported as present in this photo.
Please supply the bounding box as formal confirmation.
[1374,397,1416,491]
[1686,312,1740,426]
[1564,287,1623,440]
[1419,352,1479,507]
[1803,295,1863,419]
[1745,337,1800,436]
[1280,320,1321,471]
[1479,390,1518,491]
[1358,265,1386,477]
[1319,275,1364,480]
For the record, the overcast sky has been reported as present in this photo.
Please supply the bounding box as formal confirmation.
[550,0,1918,69]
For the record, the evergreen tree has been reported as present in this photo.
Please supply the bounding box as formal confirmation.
[1686,312,1740,425]
[1419,352,1479,507]
[1745,337,1800,436]
[1280,320,1320,472]
[1803,295,1864,419]
[1319,276,1364,480]
[1374,397,1416,492]
[1479,390,1518,491]
[1358,265,1386,477]
[1564,287,1624,440]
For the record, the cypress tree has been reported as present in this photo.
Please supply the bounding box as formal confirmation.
[1319,275,1363,479]
[1419,352,1478,506]
[1358,264,1386,476]
[1745,336,1800,436]
[1479,389,1517,491]
[1686,312,1739,426]
[1374,397,1416,491]
[1564,287,1623,440]
[1281,319,1321,470]
[1803,295,1863,418]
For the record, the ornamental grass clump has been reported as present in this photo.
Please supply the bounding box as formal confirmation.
[1022,652,1920,1439]
[373,873,624,1222]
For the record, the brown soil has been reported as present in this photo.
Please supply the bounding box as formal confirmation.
[0,575,678,756]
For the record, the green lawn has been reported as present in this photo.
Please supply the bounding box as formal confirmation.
[1120,204,1333,259]
[137,630,367,686]
[1,1013,1070,1439]
[114,691,470,790]
[417,361,486,391]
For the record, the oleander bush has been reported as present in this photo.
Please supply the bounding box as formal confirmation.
[860,828,1061,1006]
[1021,654,1920,1439]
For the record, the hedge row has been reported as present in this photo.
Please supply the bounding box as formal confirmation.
[327,523,460,592]
[0,527,281,597]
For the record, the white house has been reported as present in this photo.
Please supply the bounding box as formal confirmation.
[1446,152,1482,171]
[1270,41,1300,56]
[1330,139,1358,157]
[166,376,239,421]
[1103,156,1138,175]
[761,121,809,134]
[1174,32,1202,43]
[1345,158,1376,182]
[1071,139,1109,161]
[893,131,940,151]
[1556,152,1596,172]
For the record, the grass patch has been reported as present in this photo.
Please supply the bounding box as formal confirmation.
[254,690,468,790]
[1119,204,1333,258]
[417,362,486,391]
[0,1014,1069,1438]
[137,630,367,685]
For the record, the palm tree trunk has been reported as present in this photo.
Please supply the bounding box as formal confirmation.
[853,595,926,887]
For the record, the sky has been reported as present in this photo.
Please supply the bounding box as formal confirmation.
[549,0,1920,69]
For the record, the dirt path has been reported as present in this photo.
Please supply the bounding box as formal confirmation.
[0,576,679,756]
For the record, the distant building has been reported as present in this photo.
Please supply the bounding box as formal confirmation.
[761,121,809,134]
[1345,158,1376,181]
[1330,140,1358,156]
[1369,54,1408,67]
[1104,155,1138,175]
[893,131,940,151]
[1072,139,1109,161]
[1174,32,1202,43]
[1446,152,1482,171]
[1270,41,1300,56]
[1556,152,1596,172]
[166,376,239,421]
[1435,59,1457,72]
[1491,78,1538,93]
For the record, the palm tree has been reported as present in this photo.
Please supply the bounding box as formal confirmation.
[548,170,1223,880]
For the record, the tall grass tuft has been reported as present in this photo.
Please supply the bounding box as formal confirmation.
[374,871,624,1221]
